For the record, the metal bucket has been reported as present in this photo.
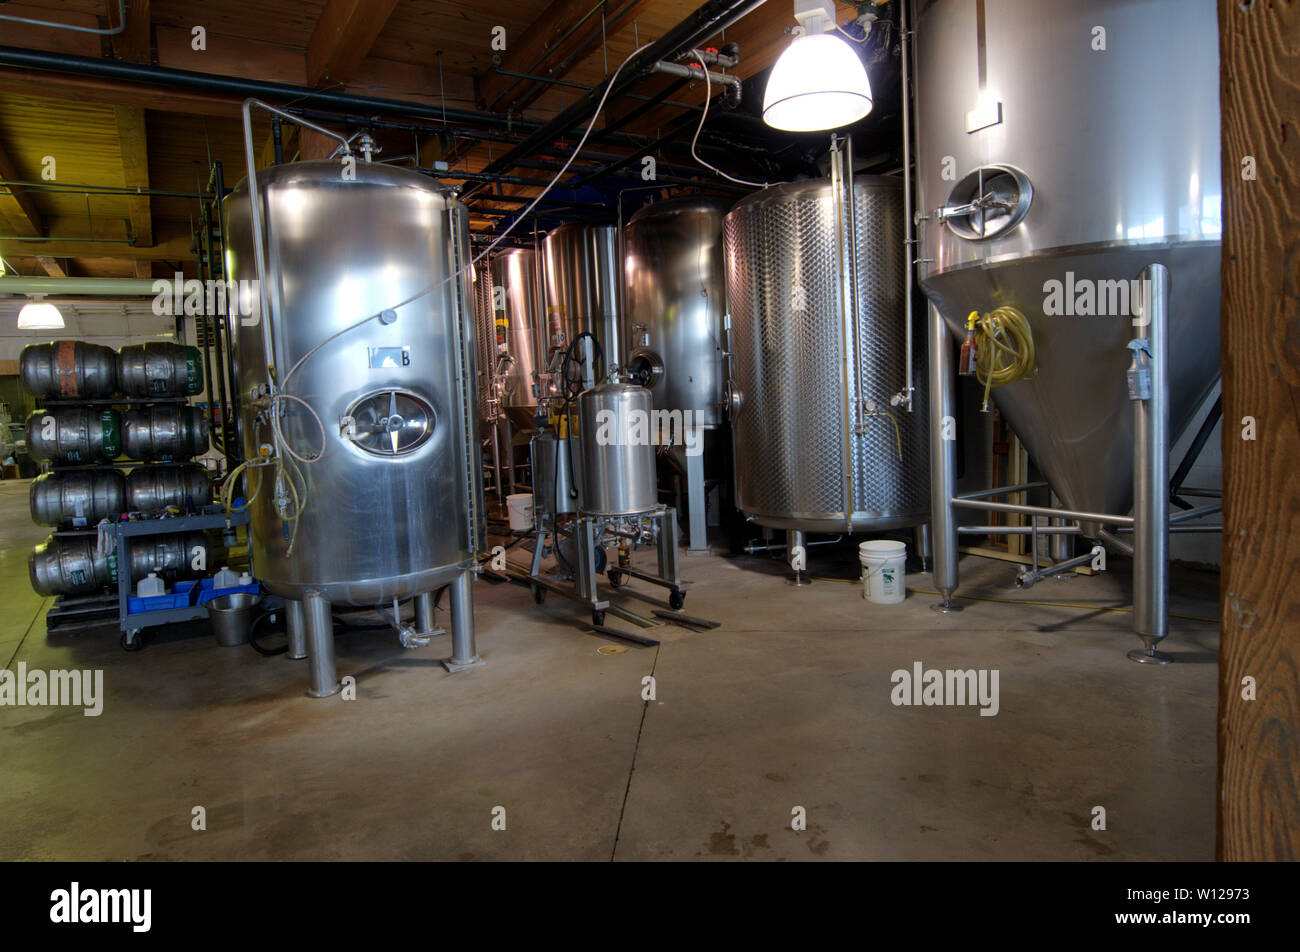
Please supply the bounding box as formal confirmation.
[208,592,257,647]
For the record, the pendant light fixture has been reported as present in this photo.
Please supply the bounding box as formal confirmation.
[763,0,873,132]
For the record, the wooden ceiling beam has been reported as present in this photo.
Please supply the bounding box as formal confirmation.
[113,106,153,247]
[0,138,45,238]
[306,0,401,88]
[106,0,153,65]
[35,255,67,278]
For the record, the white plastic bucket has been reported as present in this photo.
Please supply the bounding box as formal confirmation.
[507,493,534,531]
[859,540,907,604]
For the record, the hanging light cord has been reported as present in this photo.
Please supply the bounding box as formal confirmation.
[688,50,787,189]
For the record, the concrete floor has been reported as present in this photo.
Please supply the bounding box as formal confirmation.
[0,478,1219,861]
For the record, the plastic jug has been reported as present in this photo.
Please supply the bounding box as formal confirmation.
[136,572,165,597]
[213,566,239,590]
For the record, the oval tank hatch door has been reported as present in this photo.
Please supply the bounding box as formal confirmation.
[344,390,436,456]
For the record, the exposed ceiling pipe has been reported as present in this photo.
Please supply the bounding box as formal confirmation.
[491,0,646,115]
[0,277,160,296]
[463,0,770,200]
[0,45,577,140]
[0,0,126,35]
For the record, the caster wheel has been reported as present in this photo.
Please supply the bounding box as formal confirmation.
[121,630,144,652]
[607,569,625,588]
[531,583,546,604]
[669,591,685,611]
[592,611,606,627]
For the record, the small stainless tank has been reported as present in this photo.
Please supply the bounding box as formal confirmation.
[117,342,202,397]
[577,381,658,516]
[28,530,216,596]
[121,405,208,461]
[25,407,121,464]
[543,223,621,369]
[30,470,126,526]
[126,464,213,512]
[19,341,118,399]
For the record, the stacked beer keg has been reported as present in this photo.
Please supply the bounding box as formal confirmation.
[21,340,216,599]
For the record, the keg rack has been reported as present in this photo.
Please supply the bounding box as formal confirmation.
[21,341,226,641]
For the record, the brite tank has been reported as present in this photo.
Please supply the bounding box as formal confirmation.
[912,0,1222,523]
[223,160,482,606]
[723,176,929,533]
[542,223,621,371]
[623,197,730,428]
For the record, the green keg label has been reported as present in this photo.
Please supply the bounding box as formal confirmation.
[101,409,120,459]
[106,553,118,583]
[185,347,202,395]
[185,407,208,456]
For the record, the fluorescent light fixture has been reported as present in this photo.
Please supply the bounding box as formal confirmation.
[763,2,873,132]
[17,299,65,330]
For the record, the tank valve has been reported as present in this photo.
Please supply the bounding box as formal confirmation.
[398,624,431,649]
[339,414,357,438]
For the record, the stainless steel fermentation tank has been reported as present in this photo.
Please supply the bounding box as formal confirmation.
[624,197,731,553]
[911,0,1222,661]
[542,223,621,372]
[482,248,542,430]
[724,175,929,549]
[224,160,484,692]
[473,247,543,498]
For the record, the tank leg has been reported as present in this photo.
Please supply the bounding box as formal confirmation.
[685,435,709,555]
[656,507,683,588]
[1129,263,1173,665]
[575,516,601,606]
[1049,492,1074,568]
[491,421,505,504]
[303,590,340,698]
[786,529,811,586]
[442,569,484,671]
[914,523,931,573]
[414,591,442,638]
[285,598,307,660]
[928,302,961,612]
[505,417,517,495]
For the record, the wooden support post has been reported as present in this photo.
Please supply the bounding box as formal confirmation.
[1217,0,1300,861]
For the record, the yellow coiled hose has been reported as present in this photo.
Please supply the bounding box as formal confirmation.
[969,306,1037,411]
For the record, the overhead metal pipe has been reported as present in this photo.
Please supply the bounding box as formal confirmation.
[0,179,210,200]
[0,44,550,135]
[492,65,705,112]
[0,0,125,35]
[464,0,770,199]
[0,277,160,295]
